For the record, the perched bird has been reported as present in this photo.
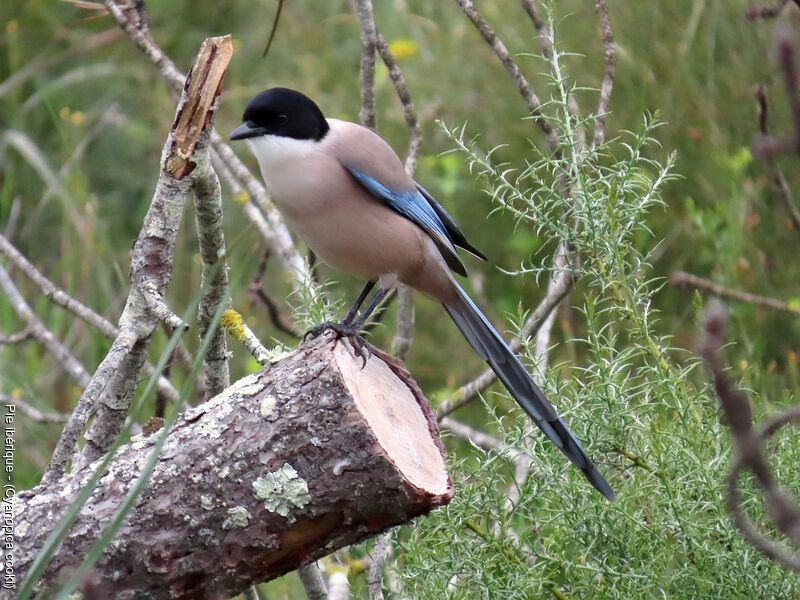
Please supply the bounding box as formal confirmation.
[231,87,613,501]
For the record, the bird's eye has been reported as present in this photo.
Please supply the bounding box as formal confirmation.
[277,113,288,122]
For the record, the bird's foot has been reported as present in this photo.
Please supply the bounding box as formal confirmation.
[303,321,370,367]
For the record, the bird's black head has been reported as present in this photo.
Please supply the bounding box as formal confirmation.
[230,87,329,142]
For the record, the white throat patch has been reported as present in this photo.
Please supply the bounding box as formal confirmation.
[246,135,318,172]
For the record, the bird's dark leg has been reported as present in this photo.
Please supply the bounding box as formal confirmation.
[303,281,376,341]
[341,281,376,326]
[351,286,391,330]
[303,284,392,367]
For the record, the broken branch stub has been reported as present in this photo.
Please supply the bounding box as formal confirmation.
[165,35,233,179]
[14,334,453,598]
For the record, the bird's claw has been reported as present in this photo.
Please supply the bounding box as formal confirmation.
[303,321,370,367]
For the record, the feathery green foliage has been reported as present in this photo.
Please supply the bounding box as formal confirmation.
[396,18,799,599]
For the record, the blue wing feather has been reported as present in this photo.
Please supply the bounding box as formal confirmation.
[345,166,469,276]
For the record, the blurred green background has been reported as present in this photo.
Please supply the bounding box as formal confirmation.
[2,0,800,597]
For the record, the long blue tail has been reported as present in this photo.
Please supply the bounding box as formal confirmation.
[443,281,614,501]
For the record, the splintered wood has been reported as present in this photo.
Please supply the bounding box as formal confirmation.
[165,35,233,179]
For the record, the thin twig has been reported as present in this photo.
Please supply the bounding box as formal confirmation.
[592,0,616,148]
[671,270,800,317]
[0,233,117,337]
[0,327,32,345]
[0,233,181,401]
[390,284,415,361]
[368,531,393,600]
[355,0,378,131]
[374,32,422,174]
[220,309,273,365]
[453,0,558,151]
[0,264,91,389]
[752,86,800,236]
[1,393,68,424]
[298,562,329,600]
[439,416,503,451]
[746,0,800,20]
[247,248,301,338]
[520,0,553,60]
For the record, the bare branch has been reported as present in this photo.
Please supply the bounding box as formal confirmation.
[355,0,378,131]
[592,0,616,148]
[298,562,329,600]
[0,233,181,402]
[0,233,117,337]
[751,86,800,236]
[220,309,273,365]
[439,416,503,451]
[0,326,32,345]
[41,326,138,485]
[368,531,393,600]
[390,284,415,361]
[0,264,91,389]
[191,54,234,398]
[69,35,234,475]
[701,301,800,572]
[1,393,68,424]
[247,249,301,338]
[746,0,800,20]
[453,0,558,151]
[520,0,553,60]
[101,0,184,92]
[671,270,800,317]
[374,32,422,174]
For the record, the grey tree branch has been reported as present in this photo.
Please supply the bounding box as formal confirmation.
[0,326,32,345]
[298,563,328,600]
[56,35,233,479]
[102,0,310,295]
[0,264,91,390]
[374,32,422,174]
[355,0,378,131]
[671,270,800,317]
[1,393,68,424]
[592,0,616,148]
[453,0,558,151]
[368,531,393,600]
[0,232,181,402]
[192,137,231,399]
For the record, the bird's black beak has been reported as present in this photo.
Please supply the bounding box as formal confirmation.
[230,121,267,141]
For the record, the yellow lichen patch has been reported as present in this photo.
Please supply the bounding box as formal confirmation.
[235,190,250,205]
[221,309,246,342]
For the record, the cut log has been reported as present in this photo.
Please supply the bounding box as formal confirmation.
[14,333,453,598]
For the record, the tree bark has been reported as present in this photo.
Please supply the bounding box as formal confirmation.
[14,333,453,598]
